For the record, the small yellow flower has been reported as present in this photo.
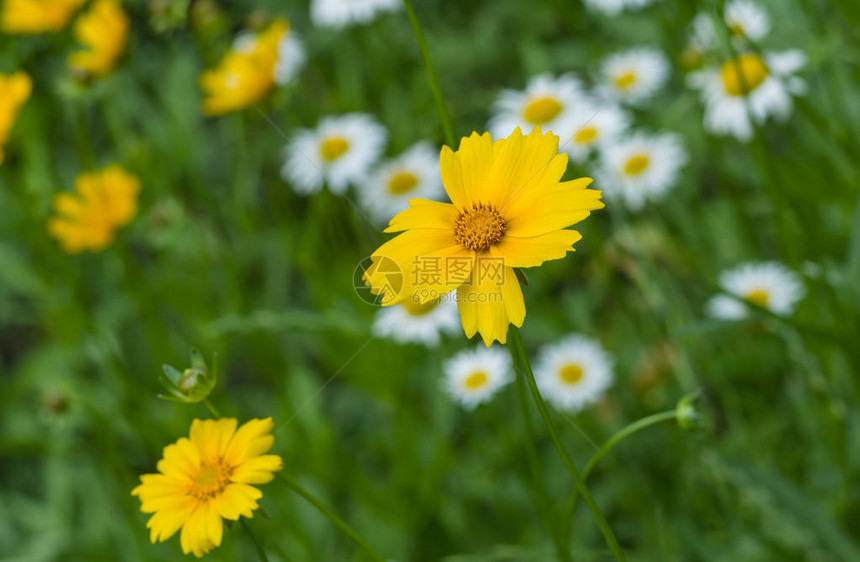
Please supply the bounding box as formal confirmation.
[0,72,32,165]
[132,418,283,558]
[199,19,289,116]
[0,0,84,34]
[364,127,603,346]
[67,0,129,77]
[47,164,140,253]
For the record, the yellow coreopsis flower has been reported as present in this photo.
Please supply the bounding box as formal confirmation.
[47,164,140,253]
[199,19,288,116]
[364,127,604,346]
[132,418,283,558]
[67,0,129,77]
[0,0,84,33]
[0,72,32,165]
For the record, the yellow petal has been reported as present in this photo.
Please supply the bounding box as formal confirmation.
[231,454,284,484]
[214,483,259,520]
[504,177,603,238]
[488,127,565,209]
[384,199,457,233]
[456,265,524,345]
[490,229,583,268]
[223,418,275,467]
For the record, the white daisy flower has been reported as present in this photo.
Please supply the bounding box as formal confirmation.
[443,346,512,409]
[274,31,306,85]
[557,99,631,163]
[311,0,401,29]
[600,48,670,105]
[359,141,443,223]
[535,335,613,414]
[489,73,584,139]
[687,50,806,142]
[583,0,658,16]
[281,113,387,195]
[372,295,460,347]
[690,0,770,51]
[597,132,688,211]
[707,261,805,320]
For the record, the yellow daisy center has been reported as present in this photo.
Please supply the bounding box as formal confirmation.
[623,154,650,176]
[574,126,599,145]
[559,363,584,385]
[453,203,506,252]
[721,54,769,96]
[402,298,438,316]
[464,370,488,389]
[745,288,769,307]
[189,459,232,501]
[319,136,350,162]
[522,96,564,125]
[728,21,745,36]
[614,71,637,90]
[387,171,419,195]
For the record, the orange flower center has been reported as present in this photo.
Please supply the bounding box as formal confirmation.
[559,363,584,384]
[387,172,419,195]
[401,298,438,316]
[745,289,769,307]
[720,54,769,96]
[453,203,506,252]
[464,371,488,389]
[319,136,350,161]
[189,459,232,500]
[522,96,563,125]
[574,126,599,144]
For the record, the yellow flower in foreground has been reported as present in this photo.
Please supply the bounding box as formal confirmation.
[199,19,289,116]
[67,0,129,77]
[48,164,140,253]
[132,418,283,558]
[0,72,32,165]
[0,0,84,33]
[364,127,603,346]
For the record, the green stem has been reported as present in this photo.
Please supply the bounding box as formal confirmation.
[240,519,270,562]
[401,0,455,147]
[202,399,221,418]
[276,473,386,562]
[562,410,678,551]
[515,365,571,562]
[507,327,626,562]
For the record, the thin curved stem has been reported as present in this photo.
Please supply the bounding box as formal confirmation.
[240,519,270,562]
[401,0,455,147]
[562,410,677,552]
[277,473,386,562]
[202,399,221,418]
[508,327,626,562]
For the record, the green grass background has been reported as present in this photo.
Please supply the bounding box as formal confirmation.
[2,0,860,560]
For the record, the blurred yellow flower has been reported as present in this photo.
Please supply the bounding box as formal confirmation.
[48,164,140,253]
[0,0,84,34]
[364,127,603,346]
[131,418,283,558]
[199,19,289,116]
[0,72,32,165]
[67,0,129,77]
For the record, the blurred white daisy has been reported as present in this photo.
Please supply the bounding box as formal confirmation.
[311,0,400,29]
[489,73,584,138]
[687,50,806,141]
[535,335,613,414]
[707,261,805,320]
[372,295,460,347]
[359,141,443,223]
[597,132,687,211]
[557,99,630,163]
[583,0,657,16]
[233,24,305,86]
[281,113,387,195]
[443,346,512,409]
[600,48,669,105]
[690,0,770,51]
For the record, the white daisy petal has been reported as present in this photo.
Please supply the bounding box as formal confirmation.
[372,295,460,347]
[281,113,387,195]
[558,99,631,163]
[274,31,306,85]
[443,346,512,410]
[583,0,658,16]
[489,73,585,139]
[311,0,401,29]
[599,48,669,105]
[535,335,614,414]
[708,261,805,319]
